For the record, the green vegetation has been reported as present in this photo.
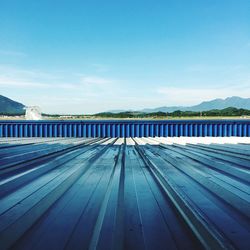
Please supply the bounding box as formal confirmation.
[94,107,250,118]
[42,107,250,119]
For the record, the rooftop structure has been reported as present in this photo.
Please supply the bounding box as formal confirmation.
[0,119,250,137]
[25,106,42,120]
[0,137,249,249]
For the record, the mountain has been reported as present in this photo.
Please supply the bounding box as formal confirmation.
[141,106,186,113]
[109,97,250,113]
[0,95,25,115]
[106,109,133,114]
[187,96,250,111]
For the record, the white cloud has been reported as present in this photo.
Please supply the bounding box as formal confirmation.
[185,64,246,73]
[81,76,113,85]
[0,65,63,80]
[0,65,120,102]
[0,76,77,89]
[0,65,80,89]
[78,75,119,98]
[0,76,51,88]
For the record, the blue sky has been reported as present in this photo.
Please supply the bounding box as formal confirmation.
[0,0,249,114]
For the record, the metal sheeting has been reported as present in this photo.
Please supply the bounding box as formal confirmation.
[0,119,250,137]
[0,138,249,250]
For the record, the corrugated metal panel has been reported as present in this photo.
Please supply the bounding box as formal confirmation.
[0,119,250,137]
[0,137,249,249]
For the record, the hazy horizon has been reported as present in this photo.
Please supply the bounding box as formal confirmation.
[0,1,250,114]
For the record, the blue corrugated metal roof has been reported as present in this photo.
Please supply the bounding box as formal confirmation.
[0,137,249,249]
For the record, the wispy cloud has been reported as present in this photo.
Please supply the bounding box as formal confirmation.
[185,64,246,73]
[0,50,27,57]
[0,65,62,80]
[0,65,119,97]
[0,76,51,88]
[0,67,76,92]
[0,75,77,89]
[81,76,113,85]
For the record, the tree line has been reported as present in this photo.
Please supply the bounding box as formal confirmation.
[95,107,250,118]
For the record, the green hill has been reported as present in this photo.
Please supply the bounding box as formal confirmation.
[0,95,25,115]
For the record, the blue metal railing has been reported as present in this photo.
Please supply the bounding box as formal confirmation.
[0,120,249,137]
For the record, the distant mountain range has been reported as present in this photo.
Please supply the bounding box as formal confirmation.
[0,95,25,115]
[1,95,250,115]
[108,96,250,113]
